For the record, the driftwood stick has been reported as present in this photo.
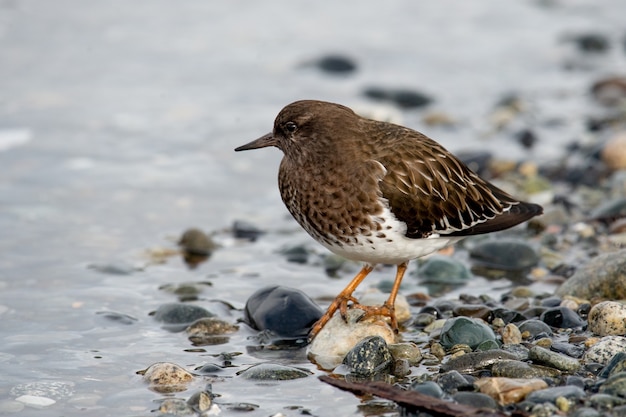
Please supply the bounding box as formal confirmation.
[318,375,527,417]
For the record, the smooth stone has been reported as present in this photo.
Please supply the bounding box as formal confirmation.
[525,385,586,403]
[436,370,473,392]
[589,393,626,408]
[186,317,239,346]
[570,407,602,417]
[439,349,519,373]
[232,220,265,241]
[363,86,433,109]
[589,301,626,336]
[492,308,528,324]
[187,390,214,413]
[476,340,500,351]
[584,336,626,365]
[491,360,561,378]
[439,317,496,350]
[539,306,585,329]
[312,55,357,74]
[599,352,626,378]
[15,395,55,409]
[359,291,411,323]
[475,377,548,405]
[529,345,581,372]
[500,343,530,360]
[501,323,522,344]
[518,319,553,338]
[178,228,216,256]
[410,380,443,398]
[152,303,214,332]
[415,255,472,284]
[599,371,626,398]
[308,309,396,370]
[159,281,213,298]
[387,342,422,365]
[342,335,393,377]
[243,286,322,338]
[551,342,585,358]
[556,249,626,299]
[279,244,309,264]
[139,362,194,394]
[469,239,539,272]
[452,392,498,409]
[237,363,311,381]
[602,132,626,171]
[452,304,491,321]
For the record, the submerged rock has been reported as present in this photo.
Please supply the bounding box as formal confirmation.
[138,362,194,393]
[556,250,626,300]
[243,286,322,338]
[152,303,214,332]
[439,316,496,350]
[186,317,239,346]
[237,363,311,381]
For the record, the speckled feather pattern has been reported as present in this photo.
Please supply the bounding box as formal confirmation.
[244,100,542,265]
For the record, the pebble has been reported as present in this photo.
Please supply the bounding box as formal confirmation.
[439,316,496,350]
[525,385,586,404]
[452,391,498,409]
[342,336,393,377]
[186,317,239,346]
[540,306,586,329]
[474,377,548,405]
[415,255,472,284]
[243,286,322,339]
[501,323,522,344]
[237,363,311,380]
[528,345,581,372]
[410,380,443,398]
[598,372,626,398]
[556,249,626,300]
[436,370,473,392]
[588,301,626,336]
[178,228,216,256]
[602,132,626,171]
[518,319,553,338]
[310,54,357,74]
[584,336,626,365]
[362,86,433,109]
[491,360,561,378]
[232,220,265,241]
[138,362,195,393]
[387,342,422,366]
[439,349,519,373]
[468,239,539,272]
[307,308,396,370]
[152,303,214,332]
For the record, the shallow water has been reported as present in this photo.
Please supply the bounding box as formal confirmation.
[1,0,625,415]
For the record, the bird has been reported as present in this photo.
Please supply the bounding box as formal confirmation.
[235,100,543,338]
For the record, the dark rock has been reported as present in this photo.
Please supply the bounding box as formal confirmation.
[439,349,519,373]
[243,286,322,338]
[570,33,611,53]
[314,55,357,74]
[599,371,626,398]
[342,336,393,377]
[528,345,581,372]
[518,319,553,338]
[410,380,443,398]
[556,249,626,300]
[515,129,538,149]
[279,244,309,264]
[237,363,311,380]
[491,360,561,378]
[590,198,626,222]
[452,304,491,321]
[152,303,214,332]
[95,310,138,325]
[452,392,498,410]
[439,317,496,350]
[525,385,586,403]
[599,352,626,378]
[363,86,433,109]
[416,255,472,284]
[491,308,528,324]
[232,220,265,241]
[540,306,585,329]
[551,342,585,358]
[436,370,473,393]
[469,239,539,272]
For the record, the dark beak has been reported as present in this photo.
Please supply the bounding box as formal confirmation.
[234,132,277,152]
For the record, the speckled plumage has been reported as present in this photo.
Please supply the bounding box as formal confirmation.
[236,100,542,337]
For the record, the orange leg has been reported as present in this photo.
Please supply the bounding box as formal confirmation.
[354,261,409,332]
[309,264,374,339]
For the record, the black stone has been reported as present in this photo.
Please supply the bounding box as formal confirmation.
[342,336,393,377]
[540,306,586,329]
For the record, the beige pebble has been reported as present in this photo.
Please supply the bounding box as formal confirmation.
[502,323,522,344]
[475,377,548,405]
[138,362,194,393]
[602,132,626,171]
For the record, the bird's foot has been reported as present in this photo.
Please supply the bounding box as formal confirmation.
[351,302,398,333]
[309,294,359,340]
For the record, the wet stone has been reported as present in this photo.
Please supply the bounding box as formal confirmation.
[589,301,626,336]
[232,220,265,241]
[342,336,393,377]
[599,352,626,378]
[540,306,586,329]
[436,370,473,392]
[362,86,433,109]
[279,244,309,264]
[439,349,519,373]
[551,342,585,358]
[452,304,491,320]
[237,363,311,381]
[159,281,213,299]
[186,317,239,346]
[387,342,422,366]
[529,345,581,372]
[584,336,626,365]
[452,392,498,409]
[491,360,561,378]
[311,54,357,74]
[178,228,216,256]
[95,310,138,325]
[152,303,214,332]
[139,362,194,393]
[476,339,500,351]
[243,286,322,338]
[439,316,496,350]
[518,319,553,338]
[571,407,602,417]
[525,385,586,404]
[415,255,472,284]
[159,398,194,416]
[599,371,626,398]
[589,393,626,408]
[501,323,522,344]
[475,377,548,405]
[556,249,626,300]
[469,239,539,272]
[410,380,443,398]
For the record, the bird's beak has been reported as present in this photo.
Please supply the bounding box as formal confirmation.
[234,132,277,151]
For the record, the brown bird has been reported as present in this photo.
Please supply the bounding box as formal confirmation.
[235,100,542,338]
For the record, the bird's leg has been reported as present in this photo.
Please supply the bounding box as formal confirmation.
[354,261,409,332]
[309,264,374,339]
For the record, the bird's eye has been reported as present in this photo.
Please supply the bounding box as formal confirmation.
[284,122,297,133]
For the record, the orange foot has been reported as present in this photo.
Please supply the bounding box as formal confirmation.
[309,293,359,339]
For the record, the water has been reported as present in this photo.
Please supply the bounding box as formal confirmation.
[1,0,624,415]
